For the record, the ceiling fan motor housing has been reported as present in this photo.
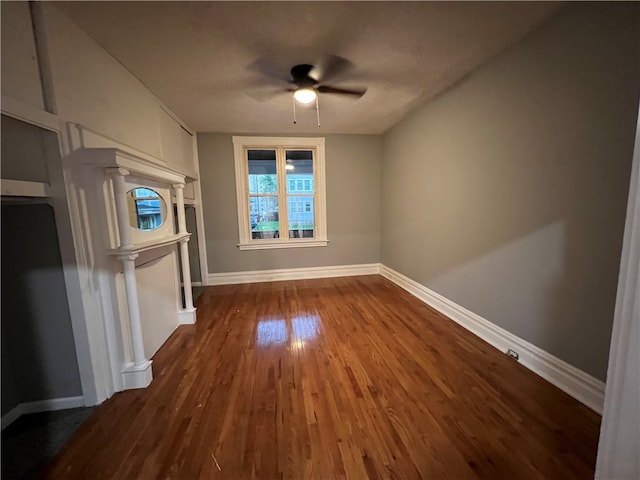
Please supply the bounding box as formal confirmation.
[291,64,317,87]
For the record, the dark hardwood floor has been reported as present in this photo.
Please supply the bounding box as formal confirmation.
[42,275,601,479]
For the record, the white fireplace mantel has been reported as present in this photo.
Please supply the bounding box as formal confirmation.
[106,232,191,256]
[80,147,186,185]
[81,147,196,390]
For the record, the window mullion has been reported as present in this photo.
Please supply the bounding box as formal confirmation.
[243,147,252,242]
[277,147,289,241]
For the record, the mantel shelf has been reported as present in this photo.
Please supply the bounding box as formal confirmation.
[107,233,191,257]
[80,147,187,184]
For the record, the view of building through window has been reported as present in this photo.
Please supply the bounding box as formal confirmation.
[233,136,326,249]
[128,187,164,230]
[247,149,315,239]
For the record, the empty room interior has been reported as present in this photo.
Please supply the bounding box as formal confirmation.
[1,1,639,479]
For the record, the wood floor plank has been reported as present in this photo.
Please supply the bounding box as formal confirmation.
[41,275,601,479]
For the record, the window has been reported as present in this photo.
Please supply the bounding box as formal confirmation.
[233,136,327,250]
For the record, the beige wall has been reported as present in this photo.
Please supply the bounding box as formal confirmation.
[39,4,197,174]
[198,133,381,274]
[381,3,640,380]
[1,115,54,183]
[1,2,45,110]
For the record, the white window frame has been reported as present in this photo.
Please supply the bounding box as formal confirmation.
[232,136,328,250]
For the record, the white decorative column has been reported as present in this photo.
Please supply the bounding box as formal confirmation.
[173,183,197,324]
[109,167,133,248]
[117,252,152,388]
[109,168,153,389]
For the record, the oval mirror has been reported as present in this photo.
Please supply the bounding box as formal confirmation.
[127,187,167,231]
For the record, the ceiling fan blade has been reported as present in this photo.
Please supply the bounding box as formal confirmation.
[247,57,290,84]
[310,54,353,83]
[317,85,367,97]
[245,87,290,103]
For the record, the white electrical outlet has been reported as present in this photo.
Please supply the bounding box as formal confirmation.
[507,349,519,360]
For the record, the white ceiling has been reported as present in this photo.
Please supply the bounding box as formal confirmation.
[57,1,562,134]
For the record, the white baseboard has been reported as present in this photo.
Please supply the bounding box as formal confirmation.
[1,395,85,430]
[178,307,197,325]
[121,360,153,390]
[207,263,381,285]
[380,265,606,414]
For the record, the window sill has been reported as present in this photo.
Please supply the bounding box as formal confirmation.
[238,239,328,251]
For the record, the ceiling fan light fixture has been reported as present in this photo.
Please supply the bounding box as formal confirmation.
[293,88,317,104]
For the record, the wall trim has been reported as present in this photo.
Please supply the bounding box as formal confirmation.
[1,179,49,197]
[1,395,85,430]
[121,360,153,390]
[1,95,62,132]
[178,307,197,325]
[379,264,606,413]
[207,263,380,285]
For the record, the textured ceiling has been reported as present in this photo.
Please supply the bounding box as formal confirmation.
[56,1,562,134]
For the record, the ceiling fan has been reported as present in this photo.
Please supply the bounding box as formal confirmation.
[255,55,367,128]
[287,63,367,105]
[249,55,367,127]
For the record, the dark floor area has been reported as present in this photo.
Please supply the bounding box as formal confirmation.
[193,286,206,303]
[2,407,94,480]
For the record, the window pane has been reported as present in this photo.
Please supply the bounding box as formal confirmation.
[248,149,277,194]
[136,198,163,229]
[133,188,157,198]
[288,195,314,238]
[286,150,314,194]
[250,196,279,239]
